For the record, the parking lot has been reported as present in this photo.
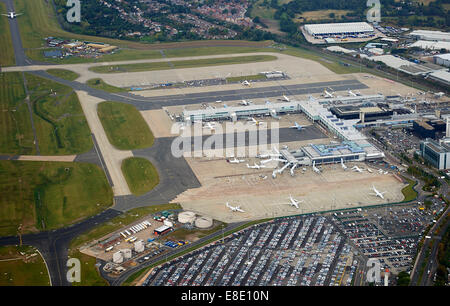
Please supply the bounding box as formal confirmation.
[142,215,363,286]
[331,202,444,274]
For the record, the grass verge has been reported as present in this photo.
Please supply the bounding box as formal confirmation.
[25,72,93,155]
[86,78,129,93]
[0,72,36,155]
[0,245,50,286]
[46,69,80,81]
[0,160,113,236]
[401,178,419,202]
[121,157,159,196]
[97,101,154,150]
[90,55,278,73]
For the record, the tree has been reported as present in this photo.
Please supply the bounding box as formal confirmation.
[396,271,410,286]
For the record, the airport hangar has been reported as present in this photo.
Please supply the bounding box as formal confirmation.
[181,94,386,167]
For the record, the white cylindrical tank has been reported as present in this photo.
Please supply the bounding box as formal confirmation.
[112,251,123,263]
[195,216,213,229]
[134,240,144,253]
[178,211,196,224]
[121,248,132,259]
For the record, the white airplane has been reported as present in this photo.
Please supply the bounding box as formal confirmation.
[341,158,347,170]
[242,80,251,86]
[250,117,264,126]
[228,157,245,164]
[287,195,303,209]
[239,100,252,106]
[370,185,387,199]
[247,162,266,169]
[261,157,287,164]
[2,12,22,19]
[367,168,373,173]
[348,90,358,97]
[312,161,321,174]
[281,95,290,102]
[323,89,334,98]
[352,165,364,173]
[203,122,216,130]
[226,202,245,212]
[290,122,305,131]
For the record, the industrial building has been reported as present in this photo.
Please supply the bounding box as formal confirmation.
[408,30,450,42]
[426,70,450,87]
[413,119,446,139]
[409,40,450,52]
[304,22,375,38]
[434,53,450,67]
[330,105,393,122]
[154,225,173,236]
[420,138,450,170]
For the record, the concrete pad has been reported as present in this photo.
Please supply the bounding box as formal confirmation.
[174,160,406,223]
[17,155,76,162]
[76,91,133,196]
[140,109,177,138]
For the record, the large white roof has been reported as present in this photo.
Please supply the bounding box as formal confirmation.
[410,40,450,52]
[305,22,374,35]
[409,30,450,42]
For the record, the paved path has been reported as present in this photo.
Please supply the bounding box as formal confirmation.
[76,91,133,196]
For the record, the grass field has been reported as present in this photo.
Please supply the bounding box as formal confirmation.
[46,69,80,81]
[0,160,113,236]
[0,245,50,286]
[25,73,93,155]
[90,55,278,74]
[86,78,128,93]
[402,178,419,202]
[0,72,36,155]
[0,2,15,66]
[68,204,181,286]
[97,102,154,150]
[295,10,351,22]
[121,157,159,196]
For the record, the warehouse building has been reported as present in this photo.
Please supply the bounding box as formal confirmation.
[304,22,375,38]
[408,30,450,42]
[420,139,450,170]
[434,53,450,67]
[427,70,450,87]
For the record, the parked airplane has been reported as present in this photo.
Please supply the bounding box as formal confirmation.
[312,161,321,174]
[323,89,334,98]
[370,185,387,199]
[239,100,252,106]
[203,122,216,130]
[250,117,264,126]
[226,202,245,212]
[348,89,358,97]
[281,95,290,102]
[290,122,305,130]
[2,12,22,19]
[341,158,348,170]
[261,157,287,164]
[287,195,303,209]
[242,80,251,86]
[228,157,245,164]
[352,165,364,173]
[247,162,266,169]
